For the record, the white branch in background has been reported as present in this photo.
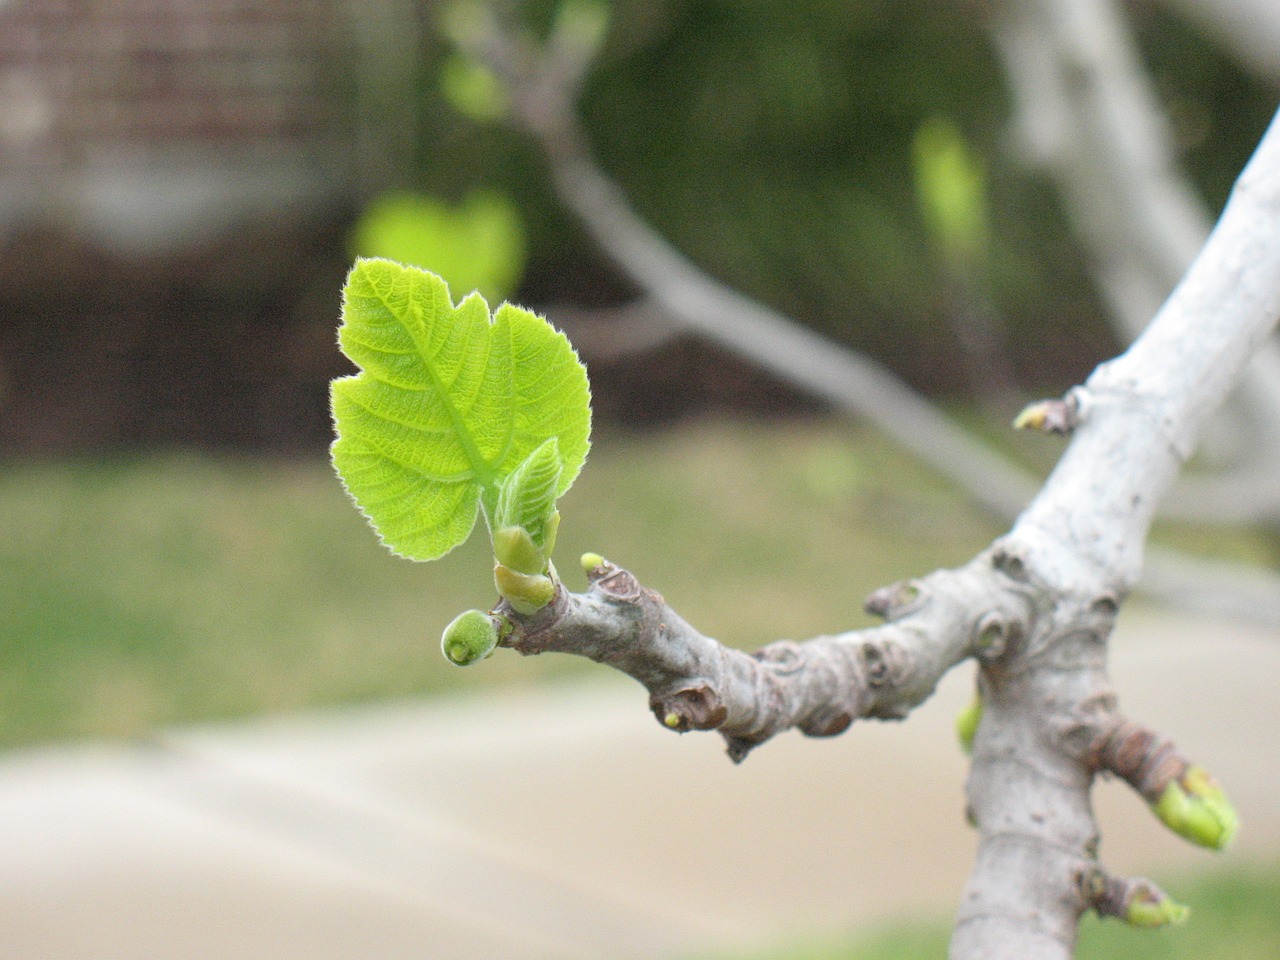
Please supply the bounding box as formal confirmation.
[539,132,1040,520]
[1163,0,1280,86]
[994,0,1280,522]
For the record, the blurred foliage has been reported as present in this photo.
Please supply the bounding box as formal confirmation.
[393,0,1276,397]
[348,189,527,302]
[912,116,990,274]
[0,421,1005,746]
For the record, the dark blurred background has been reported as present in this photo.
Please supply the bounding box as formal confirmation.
[1,0,1275,455]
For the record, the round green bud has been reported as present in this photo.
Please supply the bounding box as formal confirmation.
[441,609,500,666]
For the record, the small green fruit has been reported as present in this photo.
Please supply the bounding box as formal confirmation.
[441,609,500,666]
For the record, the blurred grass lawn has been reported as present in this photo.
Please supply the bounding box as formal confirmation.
[3,416,1277,954]
[0,418,1008,746]
[0,416,1275,747]
[696,864,1280,960]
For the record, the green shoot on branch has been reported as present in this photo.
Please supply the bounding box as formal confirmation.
[330,259,591,612]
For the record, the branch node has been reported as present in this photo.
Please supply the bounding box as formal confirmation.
[1013,391,1081,435]
[591,564,645,604]
[1078,867,1189,928]
[864,579,923,620]
[991,544,1031,582]
[972,610,1017,663]
[860,641,894,688]
[1090,591,1121,617]
[650,685,728,734]
[799,711,854,738]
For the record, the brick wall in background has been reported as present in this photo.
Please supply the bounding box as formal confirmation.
[0,0,378,453]
[0,0,359,251]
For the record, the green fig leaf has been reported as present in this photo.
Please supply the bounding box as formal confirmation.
[331,258,590,561]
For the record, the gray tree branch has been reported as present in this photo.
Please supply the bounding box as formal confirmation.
[994,0,1280,523]
[443,8,1280,956]
[488,105,1280,959]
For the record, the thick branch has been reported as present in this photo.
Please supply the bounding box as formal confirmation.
[500,555,1029,762]
[952,107,1280,959]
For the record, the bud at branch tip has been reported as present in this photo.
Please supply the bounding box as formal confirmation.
[1126,885,1189,928]
[1152,766,1239,850]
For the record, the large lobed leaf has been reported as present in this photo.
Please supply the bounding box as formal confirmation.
[330,258,590,561]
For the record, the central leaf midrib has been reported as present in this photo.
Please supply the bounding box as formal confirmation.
[391,286,500,492]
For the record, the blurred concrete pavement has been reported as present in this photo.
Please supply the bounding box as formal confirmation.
[0,606,1277,960]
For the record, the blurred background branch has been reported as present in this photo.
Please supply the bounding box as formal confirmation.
[994,0,1280,525]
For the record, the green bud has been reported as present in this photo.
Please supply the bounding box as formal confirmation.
[1152,766,1239,850]
[493,525,546,576]
[494,563,556,615]
[663,712,682,729]
[1125,886,1189,928]
[580,552,605,573]
[955,693,983,755]
[441,609,500,666]
[1013,402,1050,432]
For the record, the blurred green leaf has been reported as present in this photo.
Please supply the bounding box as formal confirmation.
[440,52,510,123]
[912,116,990,272]
[349,190,526,303]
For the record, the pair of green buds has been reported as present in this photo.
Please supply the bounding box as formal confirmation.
[442,437,569,666]
[437,520,568,666]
